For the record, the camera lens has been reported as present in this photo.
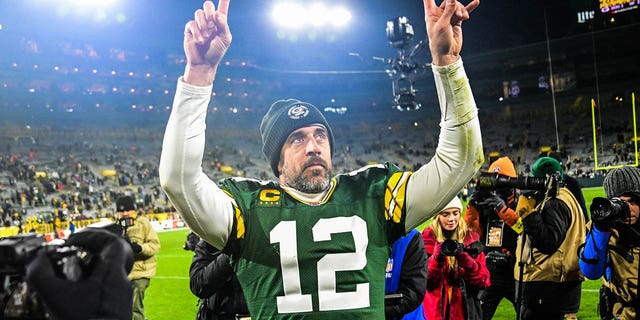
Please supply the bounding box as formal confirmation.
[590,197,630,227]
[441,239,462,256]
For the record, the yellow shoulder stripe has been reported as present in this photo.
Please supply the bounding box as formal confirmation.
[385,171,412,223]
[222,189,245,239]
[234,205,245,239]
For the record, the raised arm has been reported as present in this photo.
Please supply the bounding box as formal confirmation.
[159,0,235,249]
[405,0,483,230]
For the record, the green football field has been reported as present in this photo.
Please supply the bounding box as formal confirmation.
[145,187,607,320]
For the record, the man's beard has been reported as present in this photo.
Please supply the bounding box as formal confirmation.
[283,158,332,193]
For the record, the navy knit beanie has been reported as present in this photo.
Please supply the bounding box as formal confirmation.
[603,166,640,198]
[260,99,334,177]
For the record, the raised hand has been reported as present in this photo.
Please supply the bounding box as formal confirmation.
[423,0,479,66]
[184,0,232,86]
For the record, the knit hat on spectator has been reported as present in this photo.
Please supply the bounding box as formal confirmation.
[531,156,563,179]
[116,196,136,212]
[260,99,334,177]
[488,156,517,178]
[603,166,640,198]
[547,151,564,166]
[443,196,463,212]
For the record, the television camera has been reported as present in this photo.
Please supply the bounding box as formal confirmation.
[383,16,430,111]
[118,215,135,232]
[0,220,132,320]
[0,233,93,319]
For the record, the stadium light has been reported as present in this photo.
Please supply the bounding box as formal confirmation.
[308,3,329,27]
[271,1,351,30]
[272,3,307,29]
[330,7,352,28]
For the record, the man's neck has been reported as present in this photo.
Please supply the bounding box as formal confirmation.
[281,184,332,205]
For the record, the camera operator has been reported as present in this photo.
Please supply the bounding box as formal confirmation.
[115,195,160,320]
[579,165,640,319]
[24,227,134,320]
[422,196,490,320]
[513,157,586,320]
[188,236,250,320]
[184,230,200,251]
[464,156,521,319]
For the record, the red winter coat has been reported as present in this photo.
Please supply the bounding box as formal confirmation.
[421,228,490,320]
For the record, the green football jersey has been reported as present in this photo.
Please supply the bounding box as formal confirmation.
[219,163,411,319]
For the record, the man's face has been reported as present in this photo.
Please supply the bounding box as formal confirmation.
[278,125,332,193]
[619,195,640,225]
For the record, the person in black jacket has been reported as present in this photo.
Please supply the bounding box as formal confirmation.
[189,238,249,320]
[464,156,521,319]
[545,151,588,222]
[513,157,585,320]
[384,228,428,319]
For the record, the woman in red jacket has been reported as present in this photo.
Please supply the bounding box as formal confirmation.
[422,196,490,320]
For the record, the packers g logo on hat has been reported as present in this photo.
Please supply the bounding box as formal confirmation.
[288,104,309,119]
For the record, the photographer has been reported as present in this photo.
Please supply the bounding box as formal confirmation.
[514,157,586,320]
[579,165,640,319]
[545,151,588,222]
[24,227,134,320]
[465,156,521,319]
[188,235,250,320]
[116,195,160,320]
[422,196,490,320]
[184,230,200,252]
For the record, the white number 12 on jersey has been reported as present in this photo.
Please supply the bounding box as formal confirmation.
[270,216,369,313]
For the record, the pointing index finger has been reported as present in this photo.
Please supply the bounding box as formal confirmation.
[218,0,230,16]
[465,0,479,14]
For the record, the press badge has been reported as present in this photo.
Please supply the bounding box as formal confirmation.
[486,220,504,247]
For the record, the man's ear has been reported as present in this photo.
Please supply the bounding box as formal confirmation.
[276,161,283,177]
[276,149,286,177]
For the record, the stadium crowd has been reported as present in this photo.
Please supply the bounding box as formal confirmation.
[0,91,627,233]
